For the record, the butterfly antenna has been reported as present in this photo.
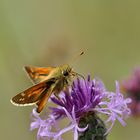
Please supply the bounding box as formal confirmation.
[69,51,84,66]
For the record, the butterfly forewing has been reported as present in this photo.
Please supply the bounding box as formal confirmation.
[11,82,47,106]
[24,66,54,84]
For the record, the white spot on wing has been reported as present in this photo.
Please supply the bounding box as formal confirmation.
[19,98,24,101]
[21,93,25,96]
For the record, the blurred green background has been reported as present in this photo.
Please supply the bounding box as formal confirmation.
[1,0,140,140]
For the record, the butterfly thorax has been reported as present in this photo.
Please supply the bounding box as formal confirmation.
[45,64,71,79]
[46,64,73,93]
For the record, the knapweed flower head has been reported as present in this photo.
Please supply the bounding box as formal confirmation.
[122,67,140,116]
[30,75,131,140]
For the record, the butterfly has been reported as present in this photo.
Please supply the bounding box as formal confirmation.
[10,64,79,113]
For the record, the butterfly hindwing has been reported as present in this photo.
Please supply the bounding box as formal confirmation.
[24,66,54,84]
[36,79,57,113]
[36,88,53,113]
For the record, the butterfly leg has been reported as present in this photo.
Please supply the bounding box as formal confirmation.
[54,92,61,100]
[63,86,70,96]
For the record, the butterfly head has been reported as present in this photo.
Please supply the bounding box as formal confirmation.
[61,64,72,77]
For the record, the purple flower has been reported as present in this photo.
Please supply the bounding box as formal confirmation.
[30,75,131,140]
[30,109,60,140]
[54,107,88,140]
[96,81,131,134]
[50,76,105,121]
[122,67,140,116]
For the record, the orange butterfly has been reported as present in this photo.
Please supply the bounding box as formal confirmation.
[11,64,77,113]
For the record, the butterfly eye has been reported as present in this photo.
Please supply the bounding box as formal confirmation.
[63,71,69,76]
